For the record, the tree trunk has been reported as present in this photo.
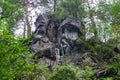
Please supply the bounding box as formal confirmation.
[53,0,56,12]
[22,0,31,38]
[86,0,97,38]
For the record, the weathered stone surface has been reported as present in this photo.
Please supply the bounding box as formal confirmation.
[30,14,85,68]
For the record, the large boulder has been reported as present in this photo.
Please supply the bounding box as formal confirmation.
[30,14,84,66]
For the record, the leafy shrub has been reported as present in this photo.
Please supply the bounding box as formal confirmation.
[102,77,113,80]
[50,64,97,80]
[105,54,120,80]
[50,64,79,80]
[0,26,50,80]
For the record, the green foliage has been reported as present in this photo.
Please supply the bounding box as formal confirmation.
[111,54,120,79]
[77,36,100,54]
[0,0,23,31]
[49,0,86,20]
[102,46,113,54]
[79,66,97,80]
[53,6,69,19]
[0,0,120,79]
[104,54,120,79]
[97,1,111,21]
[0,26,49,79]
[102,77,113,80]
[110,1,120,25]
[50,64,80,80]
[50,64,97,80]
[109,1,120,46]
[0,28,24,79]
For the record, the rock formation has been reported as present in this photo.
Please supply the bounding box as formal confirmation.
[29,14,84,69]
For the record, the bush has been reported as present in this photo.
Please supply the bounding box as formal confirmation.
[50,64,97,80]
[50,64,79,80]
[0,26,50,79]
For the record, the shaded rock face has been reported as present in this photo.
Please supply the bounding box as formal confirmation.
[30,14,84,66]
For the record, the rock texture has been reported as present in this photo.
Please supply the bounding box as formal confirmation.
[30,14,84,69]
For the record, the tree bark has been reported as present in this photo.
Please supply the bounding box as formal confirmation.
[86,0,97,38]
[22,0,31,38]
